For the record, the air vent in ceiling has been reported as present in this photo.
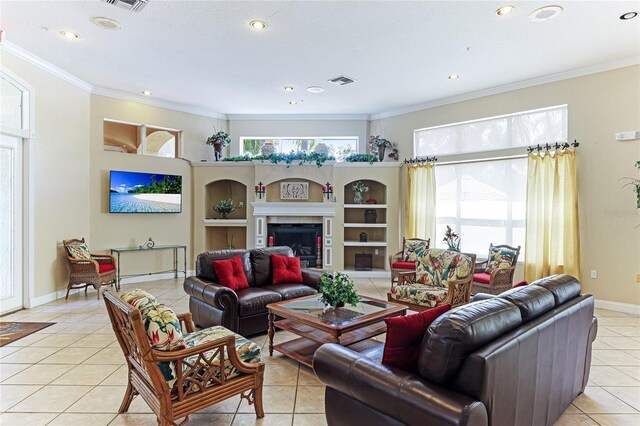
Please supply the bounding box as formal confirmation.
[328,75,356,86]
[102,0,148,12]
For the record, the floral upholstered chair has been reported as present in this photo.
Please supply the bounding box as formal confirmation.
[388,249,476,311]
[63,238,117,299]
[104,289,264,426]
[472,244,521,295]
[388,238,430,284]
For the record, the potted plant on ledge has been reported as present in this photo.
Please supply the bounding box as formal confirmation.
[206,131,231,161]
[213,199,236,219]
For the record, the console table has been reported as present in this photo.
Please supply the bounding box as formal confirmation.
[110,245,187,287]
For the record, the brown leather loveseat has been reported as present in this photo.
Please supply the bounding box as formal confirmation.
[184,246,322,335]
[313,274,597,426]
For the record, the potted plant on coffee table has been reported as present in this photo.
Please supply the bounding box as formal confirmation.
[213,199,236,219]
[319,272,361,309]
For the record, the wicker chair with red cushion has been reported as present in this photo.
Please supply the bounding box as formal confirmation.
[388,237,430,284]
[472,244,521,295]
[63,238,118,300]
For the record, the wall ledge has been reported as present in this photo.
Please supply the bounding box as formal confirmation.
[594,299,640,315]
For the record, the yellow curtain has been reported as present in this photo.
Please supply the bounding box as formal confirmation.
[405,163,436,241]
[525,149,580,281]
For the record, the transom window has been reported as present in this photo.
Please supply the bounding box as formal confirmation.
[240,137,358,162]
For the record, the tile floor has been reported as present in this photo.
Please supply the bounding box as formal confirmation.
[1,277,639,426]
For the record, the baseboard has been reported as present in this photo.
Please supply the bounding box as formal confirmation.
[594,299,640,315]
[27,270,195,308]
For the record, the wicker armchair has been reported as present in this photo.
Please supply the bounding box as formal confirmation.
[388,237,430,284]
[63,238,118,299]
[103,291,265,426]
[472,244,521,295]
[388,249,476,312]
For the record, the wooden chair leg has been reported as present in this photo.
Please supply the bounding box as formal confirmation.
[118,382,135,413]
[254,385,264,418]
[65,285,71,300]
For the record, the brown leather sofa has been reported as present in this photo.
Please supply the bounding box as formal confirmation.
[313,275,597,426]
[183,246,322,335]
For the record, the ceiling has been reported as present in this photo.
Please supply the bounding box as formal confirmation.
[1,1,639,116]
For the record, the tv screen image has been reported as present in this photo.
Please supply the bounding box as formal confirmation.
[109,170,182,213]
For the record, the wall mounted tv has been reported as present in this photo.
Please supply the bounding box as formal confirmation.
[109,170,182,213]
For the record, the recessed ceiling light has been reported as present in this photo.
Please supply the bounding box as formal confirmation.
[289,101,298,105]
[620,11,638,20]
[529,5,563,22]
[59,30,79,40]
[142,90,152,96]
[283,86,294,91]
[250,20,267,30]
[307,86,325,93]
[448,74,459,80]
[496,5,515,16]
[90,17,122,31]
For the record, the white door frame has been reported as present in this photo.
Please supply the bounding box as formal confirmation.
[0,67,36,310]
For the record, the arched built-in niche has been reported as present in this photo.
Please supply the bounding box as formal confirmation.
[204,179,248,250]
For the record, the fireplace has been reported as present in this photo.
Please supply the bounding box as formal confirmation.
[267,224,322,267]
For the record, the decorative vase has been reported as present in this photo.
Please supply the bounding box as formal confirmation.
[213,144,223,161]
[364,209,377,223]
[377,146,386,162]
[220,212,228,219]
[261,143,275,156]
[354,192,364,204]
[359,232,368,242]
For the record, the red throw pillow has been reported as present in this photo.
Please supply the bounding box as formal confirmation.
[212,256,249,291]
[513,280,528,288]
[382,304,451,373]
[271,254,303,284]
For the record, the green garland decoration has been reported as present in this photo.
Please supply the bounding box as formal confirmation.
[344,153,379,164]
[222,152,335,167]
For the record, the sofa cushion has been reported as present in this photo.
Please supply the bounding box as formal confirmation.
[271,254,303,284]
[499,285,556,322]
[250,246,294,287]
[196,249,252,285]
[98,263,116,273]
[262,284,316,300]
[121,289,158,317]
[473,272,491,284]
[418,298,522,385]
[391,261,416,270]
[415,249,472,288]
[236,287,282,316]
[533,274,581,305]
[382,304,451,373]
[402,239,430,262]
[143,304,187,351]
[485,246,518,274]
[213,256,250,291]
[66,242,91,259]
[513,280,528,288]
[389,284,448,308]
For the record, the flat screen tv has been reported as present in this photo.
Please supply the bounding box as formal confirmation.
[109,170,182,213]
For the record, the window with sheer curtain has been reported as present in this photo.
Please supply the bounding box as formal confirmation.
[414,105,568,258]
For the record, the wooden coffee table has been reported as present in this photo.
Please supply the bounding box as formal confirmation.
[267,294,407,367]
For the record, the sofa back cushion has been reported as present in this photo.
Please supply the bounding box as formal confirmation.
[499,285,556,322]
[416,249,472,288]
[196,249,252,284]
[533,274,581,305]
[401,238,430,262]
[213,256,250,291]
[418,298,522,385]
[271,254,303,284]
[485,246,519,274]
[250,246,294,287]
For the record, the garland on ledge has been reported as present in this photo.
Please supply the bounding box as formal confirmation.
[222,152,335,167]
[344,153,379,164]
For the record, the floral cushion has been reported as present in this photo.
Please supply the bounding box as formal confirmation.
[144,304,186,352]
[160,325,262,391]
[120,289,158,317]
[389,284,448,308]
[415,249,472,288]
[402,239,430,262]
[66,243,91,259]
[485,247,518,274]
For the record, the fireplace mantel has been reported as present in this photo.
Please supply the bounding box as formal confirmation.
[251,202,337,217]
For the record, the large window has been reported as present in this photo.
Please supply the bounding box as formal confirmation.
[240,137,358,162]
[415,105,568,257]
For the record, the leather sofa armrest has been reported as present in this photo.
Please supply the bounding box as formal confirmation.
[471,293,496,303]
[183,276,239,311]
[313,344,487,426]
[301,269,323,290]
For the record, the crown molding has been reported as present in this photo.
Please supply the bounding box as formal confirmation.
[91,87,227,120]
[1,41,94,92]
[226,114,370,121]
[369,55,640,120]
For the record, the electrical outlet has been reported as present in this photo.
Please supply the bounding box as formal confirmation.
[374,249,379,255]
[239,201,244,208]
[590,270,598,279]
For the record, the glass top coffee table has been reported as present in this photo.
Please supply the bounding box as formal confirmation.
[267,294,407,367]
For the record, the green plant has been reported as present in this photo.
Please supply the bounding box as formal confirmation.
[222,152,334,167]
[319,272,361,308]
[344,153,379,164]
[206,131,231,147]
[620,161,640,209]
[443,225,461,252]
[352,181,369,194]
[222,154,255,162]
[213,199,236,218]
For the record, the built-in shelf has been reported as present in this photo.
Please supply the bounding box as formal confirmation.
[343,223,387,228]
[343,204,387,209]
[344,241,387,247]
[204,219,248,227]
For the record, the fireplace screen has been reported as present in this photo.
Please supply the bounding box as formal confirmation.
[267,224,322,268]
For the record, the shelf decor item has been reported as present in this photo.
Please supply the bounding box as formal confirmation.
[443,225,461,252]
[359,232,368,242]
[368,135,399,162]
[322,182,334,200]
[206,131,231,161]
[355,253,373,271]
[255,182,266,199]
[140,237,155,249]
[352,181,369,204]
[364,209,377,224]
[319,272,361,309]
[213,199,236,219]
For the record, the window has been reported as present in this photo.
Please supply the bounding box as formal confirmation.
[240,137,358,162]
[103,119,180,158]
[415,105,568,257]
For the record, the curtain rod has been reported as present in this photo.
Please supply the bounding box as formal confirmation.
[403,156,438,164]
[526,139,579,154]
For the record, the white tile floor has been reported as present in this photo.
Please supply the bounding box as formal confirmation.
[1,278,639,426]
